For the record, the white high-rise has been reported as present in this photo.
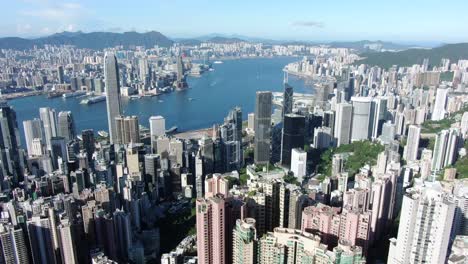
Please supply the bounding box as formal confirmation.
[149,116,166,139]
[403,125,421,162]
[290,148,307,182]
[334,102,353,146]
[431,87,449,121]
[432,128,461,173]
[104,52,122,144]
[23,118,44,156]
[350,97,372,141]
[39,107,57,150]
[388,183,455,264]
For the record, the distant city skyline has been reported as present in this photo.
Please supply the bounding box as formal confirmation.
[2,0,468,43]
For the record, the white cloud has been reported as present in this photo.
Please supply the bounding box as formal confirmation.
[291,21,325,28]
[19,2,85,21]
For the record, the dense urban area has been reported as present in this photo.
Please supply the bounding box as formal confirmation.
[0,32,467,264]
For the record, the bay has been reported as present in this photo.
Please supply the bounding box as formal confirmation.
[10,57,315,148]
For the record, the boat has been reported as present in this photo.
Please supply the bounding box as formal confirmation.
[98,130,109,137]
[213,61,223,64]
[80,95,106,105]
[188,98,195,101]
[158,100,164,103]
[165,126,178,134]
[47,91,64,98]
[63,91,86,98]
[208,68,215,72]
[130,95,141,100]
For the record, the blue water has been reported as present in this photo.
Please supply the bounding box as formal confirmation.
[10,57,314,148]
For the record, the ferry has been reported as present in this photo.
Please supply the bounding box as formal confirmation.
[63,91,86,98]
[166,126,178,134]
[80,95,106,105]
[213,61,223,64]
[98,131,109,137]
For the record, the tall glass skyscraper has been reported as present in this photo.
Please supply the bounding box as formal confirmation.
[104,52,122,144]
[254,91,272,165]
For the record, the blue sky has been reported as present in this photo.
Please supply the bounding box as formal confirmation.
[2,0,468,43]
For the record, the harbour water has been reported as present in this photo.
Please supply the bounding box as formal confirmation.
[10,57,315,147]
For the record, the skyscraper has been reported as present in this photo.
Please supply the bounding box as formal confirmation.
[104,52,122,144]
[57,111,75,142]
[388,185,455,264]
[403,125,421,162]
[350,97,373,141]
[290,148,307,181]
[39,107,58,150]
[432,128,461,173]
[57,65,65,84]
[149,116,165,140]
[334,102,353,146]
[282,83,293,119]
[57,220,79,264]
[0,224,30,264]
[23,118,44,156]
[254,91,272,165]
[280,114,305,166]
[81,129,95,162]
[196,195,226,264]
[115,116,140,145]
[432,87,449,121]
[27,216,57,264]
[232,218,257,264]
[0,102,22,184]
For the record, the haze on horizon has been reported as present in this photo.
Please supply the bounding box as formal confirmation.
[1,0,467,44]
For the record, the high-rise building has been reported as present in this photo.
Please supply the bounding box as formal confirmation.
[247,113,255,132]
[81,129,95,162]
[115,115,140,145]
[280,114,305,166]
[380,121,396,144]
[23,118,44,156]
[57,65,65,84]
[0,102,22,184]
[175,55,187,89]
[57,220,79,264]
[57,111,75,142]
[196,195,226,264]
[39,107,58,150]
[232,218,257,264]
[334,102,353,146]
[282,83,293,119]
[51,136,67,169]
[313,126,332,149]
[254,91,272,165]
[27,216,57,264]
[149,116,165,141]
[388,185,455,264]
[104,52,122,144]
[350,97,373,141]
[432,87,449,121]
[403,125,421,162]
[0,224,30,264]
[432,128,461,173]
[290,148,307,181]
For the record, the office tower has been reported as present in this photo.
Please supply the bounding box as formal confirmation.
[23,118,44,156]
[115,116,140,145]
[94,78,104,94]
[82,129,95,161]
[51,137,67,169]
[175,55,187,89]
[27,216,57,264]
[232,218,257,264]
[380,121,396,144]
[432,87,449,121]
[149,116,165,140]
[258,228,365,263]
[195,152,204,198]
[57,111,75,141]
[350,97,373,141]
[280,114,305,166]
[222,107,243,170]
[346,73,355,101]
[58,65,65,84]
[247,113,255,132]
[57,220,79,264]
[104,52,122,144]
[371,97,388,139]
[0,102,22,184]
[290,148,307,181]
[113,210,132,261]
[388,186,455,264]
[254,91,272,165]
[144,154,160,189]
[432,128,461,173]
[199,137,214,175]
[0,224,30,264]
[313,126,332,149]
[196,196,226,264]
[39,107,58,150]
[287,189,308,229]
[334,102,353,146]
[70,76,78,91]
[403,125,421,162]
[282,83,293,118]
[139,58,149,79]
